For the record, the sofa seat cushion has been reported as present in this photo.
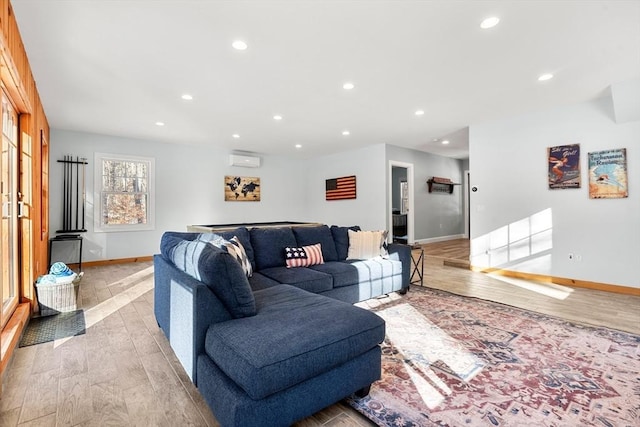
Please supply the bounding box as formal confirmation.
[247,272,281,291]
[258,266,333,294]
[309,262,359,288]
[345,258,403,281]
[204,285,385,400]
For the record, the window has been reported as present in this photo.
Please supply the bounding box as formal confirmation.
[94,153,155,232]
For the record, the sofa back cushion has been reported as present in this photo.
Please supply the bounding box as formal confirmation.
[292,225,338,262]
[193,233,253,277]
[250,227,297,270]
[330,225,361,260]
[213,227,256,271]
[160,232,256,318]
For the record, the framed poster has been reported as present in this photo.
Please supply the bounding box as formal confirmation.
[224,176,260,201]
[548,144,581,189]
[325,175,356,200]
[588,148,628,199]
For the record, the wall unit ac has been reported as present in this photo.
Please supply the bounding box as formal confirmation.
[229,154,261,168]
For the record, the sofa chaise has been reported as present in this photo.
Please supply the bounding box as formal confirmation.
[154,224,411,426]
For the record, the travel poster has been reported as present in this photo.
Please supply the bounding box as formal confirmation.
[588,148,628,199]
[548,144,581,189]
[224,176,261,201]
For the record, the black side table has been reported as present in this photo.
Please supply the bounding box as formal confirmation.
[410,244,424,286]
[49,234,83,272]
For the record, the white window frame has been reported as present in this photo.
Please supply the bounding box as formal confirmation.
[94,152,155,232]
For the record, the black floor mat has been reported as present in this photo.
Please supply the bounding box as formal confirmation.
[19,310,86,347]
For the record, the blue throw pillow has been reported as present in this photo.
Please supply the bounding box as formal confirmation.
[160,232,256,318]
[195,233,252,277]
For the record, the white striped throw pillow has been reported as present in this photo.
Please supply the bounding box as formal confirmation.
[346,229,389,260]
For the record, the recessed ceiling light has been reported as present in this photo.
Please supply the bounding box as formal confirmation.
[155,121,165,126]
[343,82,355,90]
[415,110,425,116]
[232,40,248,50]
[538,73,554,81]
[480,17,500,29]
[181,94,193,100]
[273,115,283,121]
[295,144,302,148]
[442,140,450,145]
[342,130,350,136]
[232,134,240,139]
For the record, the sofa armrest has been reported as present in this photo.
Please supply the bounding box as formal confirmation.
[387,243,411,290]
[154,254,233,384]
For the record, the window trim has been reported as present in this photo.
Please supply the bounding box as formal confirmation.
[94,152,155,233]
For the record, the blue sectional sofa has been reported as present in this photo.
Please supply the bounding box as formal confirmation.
[154,224,411,426]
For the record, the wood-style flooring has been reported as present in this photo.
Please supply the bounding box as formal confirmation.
[420,238,470,263]
[1,240,638,426]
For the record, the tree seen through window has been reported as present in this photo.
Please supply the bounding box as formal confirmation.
[100,157,151,226]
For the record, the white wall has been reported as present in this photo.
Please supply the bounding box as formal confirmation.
[51,130,469,264]
[302,144,387,231]
[469,97,640,289]
[50,129,306,262]
[386,144,465,241]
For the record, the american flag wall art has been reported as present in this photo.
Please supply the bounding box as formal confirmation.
[326,175,356,200]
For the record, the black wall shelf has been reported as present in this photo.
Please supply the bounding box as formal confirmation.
[427,177,460,194]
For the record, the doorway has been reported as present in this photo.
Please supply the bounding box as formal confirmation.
[388,161,414,244]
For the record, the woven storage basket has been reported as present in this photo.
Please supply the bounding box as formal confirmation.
[36,274,82,316]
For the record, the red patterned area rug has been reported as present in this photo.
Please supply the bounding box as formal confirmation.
[346,287,640,427]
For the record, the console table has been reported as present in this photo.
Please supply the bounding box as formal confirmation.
[49,234,83,272]
[410,244,424,286]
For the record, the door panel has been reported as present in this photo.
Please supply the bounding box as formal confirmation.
[1,91,19,329]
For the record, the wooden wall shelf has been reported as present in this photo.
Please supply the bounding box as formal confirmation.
[427,177,460,194]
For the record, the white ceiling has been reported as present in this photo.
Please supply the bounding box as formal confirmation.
[12,0,640,159]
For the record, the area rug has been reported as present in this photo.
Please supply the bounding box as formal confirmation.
[19,309,86,347]
[346,287,640,427]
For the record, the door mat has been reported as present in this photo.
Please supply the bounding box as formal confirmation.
[19,310,86,347]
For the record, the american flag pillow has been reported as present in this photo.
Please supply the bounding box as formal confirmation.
[285,243,324,268]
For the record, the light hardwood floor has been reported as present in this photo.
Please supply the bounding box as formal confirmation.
[1,242,638,426]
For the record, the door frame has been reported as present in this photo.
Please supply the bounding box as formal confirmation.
[1,92,20,329]
[388,160,414,244]
[464,169,470,239]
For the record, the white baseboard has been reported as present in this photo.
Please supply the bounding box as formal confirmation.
[413,234,465,245]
